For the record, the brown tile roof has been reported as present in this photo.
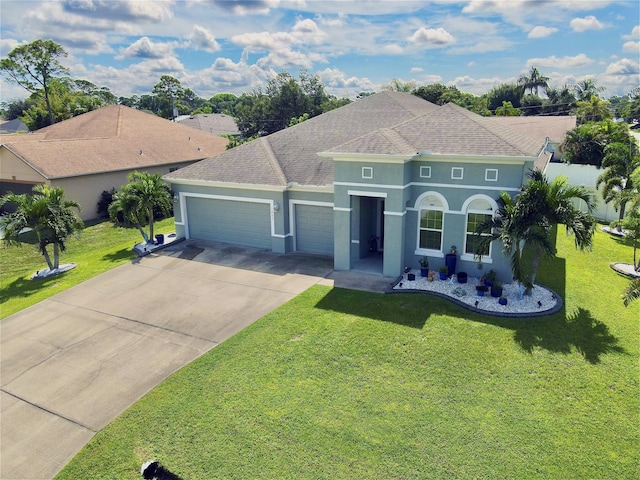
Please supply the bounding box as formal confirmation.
[0,105,228,179]
[488,116,577,145]
[165,91,439,187]
[176,114,240,136]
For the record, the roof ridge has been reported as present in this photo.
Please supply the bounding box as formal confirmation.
[259,137,288,185]
[116,105,123,137]
[379,127,416,154]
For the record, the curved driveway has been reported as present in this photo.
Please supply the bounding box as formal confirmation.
[1,241,391,480]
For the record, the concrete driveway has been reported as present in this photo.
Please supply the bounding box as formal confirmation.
[1,240,390,480]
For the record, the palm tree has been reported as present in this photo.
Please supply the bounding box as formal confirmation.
[108,171,172,244]
[517,66,549,96]
[518,169,596,289]
[573,78,605,101]
[0,185,83,272]
[576,95,612,124]
[596,138,640,222]
[622,278,640,307]
[474,191,553,290]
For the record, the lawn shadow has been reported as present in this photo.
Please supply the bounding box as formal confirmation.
[0,270,71,306]
[102,247,137,263]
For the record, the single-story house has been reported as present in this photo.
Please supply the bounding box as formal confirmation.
[0,105,228,220]
[176,113,240,137]
[0,118,29,134]
[165,91,550,280]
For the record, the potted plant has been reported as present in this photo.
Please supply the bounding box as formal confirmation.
[450,244,457,254]
[482,269,496,287]
[476,284,488,296]
[419,257,429,277]
[428,270,435,282]
[498,296,508,306]
[490,280,503,298]
[439,266,449,280]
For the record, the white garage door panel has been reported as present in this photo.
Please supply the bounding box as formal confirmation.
[187,197,271,249]
[295,204,334,256]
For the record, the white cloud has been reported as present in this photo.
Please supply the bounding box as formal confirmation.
[528,26,558,38]
[623,41,639,53]
[210,0,281,15]
[467,61,476,67]
[256,49,319,69]
[407,27,455,48]
[189,25,220,52]
[600,58,640,93]
[231,31,295,51]
[116,37,173,60]
[382,44,404,54]
[604,58,639,76]
[570,15,604,32]
[451,75,508,95]
[411,67,424,73]
[316,67,376,96]
[526,53,593,69]
[292,19,326,44]
[61,0,174,22]
[622,25,639,40]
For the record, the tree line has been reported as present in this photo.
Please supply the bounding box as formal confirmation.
[3,40,640,136]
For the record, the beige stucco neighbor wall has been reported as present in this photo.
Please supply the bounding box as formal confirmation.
[53,162,194,221]
[0,148,48,184]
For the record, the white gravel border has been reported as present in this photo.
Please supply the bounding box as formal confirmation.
[391,270,561,317]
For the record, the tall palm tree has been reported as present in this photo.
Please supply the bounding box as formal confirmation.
[474,191,553,290]
[518,169,596,289]
[596,138,640,222]
[517,66,549,96]
[0,185,83,271]
[108,171,172,244]
[573,78,605,101]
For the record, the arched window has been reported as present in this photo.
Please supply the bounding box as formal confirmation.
[418,194,445,252]
[464,197,494,258]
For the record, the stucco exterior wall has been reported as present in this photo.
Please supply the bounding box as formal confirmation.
[53,162,195,221]
[0,148,48,184]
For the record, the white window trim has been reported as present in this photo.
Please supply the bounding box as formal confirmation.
[462,193,496,262]
[451,167,464,180]
[362,167,373,179]
[417,205,444,254]
[420,166,431,178]
[485,168,498,182]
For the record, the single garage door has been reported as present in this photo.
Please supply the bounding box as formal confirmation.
[295,204,334,256]
[186,197,272,249]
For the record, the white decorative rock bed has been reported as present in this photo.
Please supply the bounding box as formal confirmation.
[133,232,180,256]
[390,270,562,318]
[32,263,77,279]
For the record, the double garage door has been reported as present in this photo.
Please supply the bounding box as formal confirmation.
[185,196,334,256]
[186,197,272,249]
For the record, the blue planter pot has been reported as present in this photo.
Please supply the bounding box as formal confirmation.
[439,272,448,280]
[445,253,457,276]
[499,297,508,305]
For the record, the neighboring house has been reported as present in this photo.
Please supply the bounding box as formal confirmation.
[0,118,29,134]
[1,105,228,220]
[490,115,576,162]
[165,92,548,280]
[176,113,240,137]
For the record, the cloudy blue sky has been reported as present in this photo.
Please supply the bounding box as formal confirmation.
[1,0,638,102]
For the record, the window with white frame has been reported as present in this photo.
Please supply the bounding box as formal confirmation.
[464,197,493,257]
[418,195,444,251]
[485,169,498,181]
[451,167,463,180]
[420,166,431,178]
[362,167,373,179]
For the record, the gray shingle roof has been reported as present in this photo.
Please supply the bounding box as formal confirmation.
[176,113,240,136]
[165,92,545,188]
[488,115,576,145]
[0,105,229,179]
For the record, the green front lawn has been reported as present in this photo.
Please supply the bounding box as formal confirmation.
[55,228,639,480]
[0,218,175,319]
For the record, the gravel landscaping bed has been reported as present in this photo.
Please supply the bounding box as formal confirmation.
[390,270,562,318]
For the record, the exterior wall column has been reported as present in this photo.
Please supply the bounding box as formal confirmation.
[333,206,352,271]
[382,210,405,277]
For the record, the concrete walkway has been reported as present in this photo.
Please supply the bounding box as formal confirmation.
[1,240,390,479]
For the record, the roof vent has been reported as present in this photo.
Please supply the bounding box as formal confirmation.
[197,147,201,151]
[139,150,143,155]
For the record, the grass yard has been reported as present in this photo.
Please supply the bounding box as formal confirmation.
[0,217,175,319]
[54,228,639,480]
